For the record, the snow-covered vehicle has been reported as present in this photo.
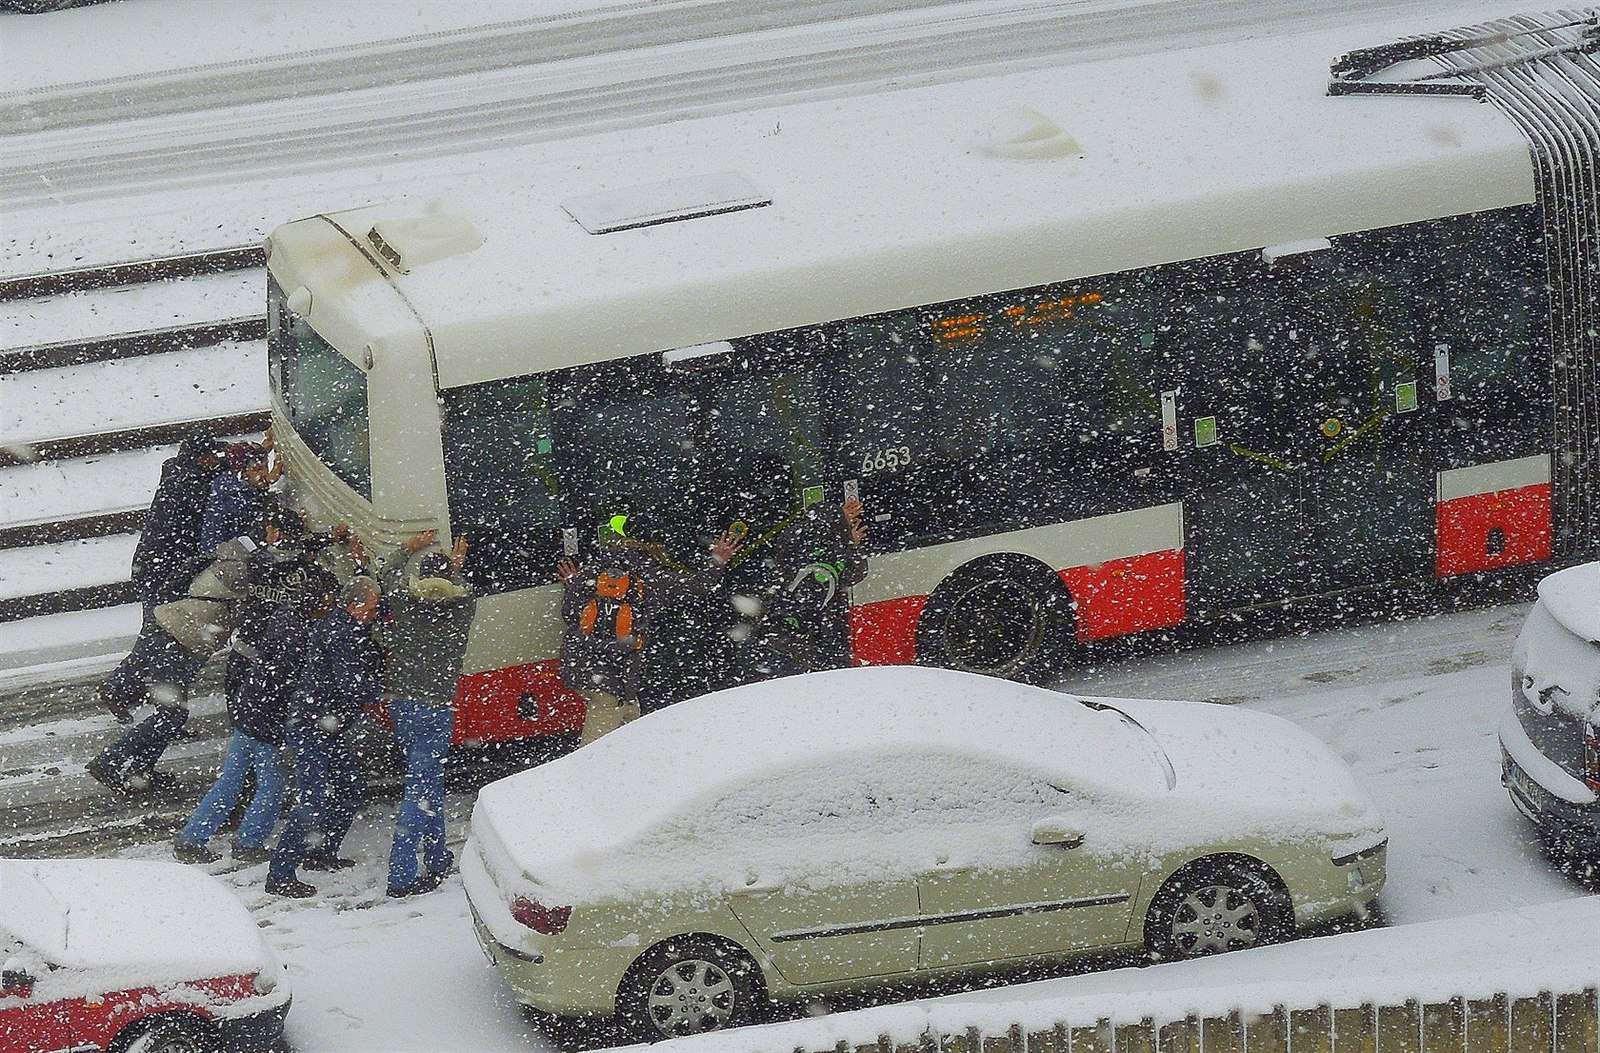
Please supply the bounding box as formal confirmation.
[0,859,290,1053]
[1502,562,1600,859]
[463,667,1387,1040]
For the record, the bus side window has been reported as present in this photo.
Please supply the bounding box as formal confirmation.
[834,312,933,486]
[441,376,564,595]
[1419,210,1547,411]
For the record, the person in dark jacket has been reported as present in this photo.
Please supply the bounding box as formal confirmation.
[738,496,869,680]
[380,532,476,898]
[556,514,739,744]
[99,436,227,722]
[197,444,279,555]
[173,569,338,865]
[266,575,383,898]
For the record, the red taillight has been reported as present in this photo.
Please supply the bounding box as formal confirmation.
[1584,722,1600,794]
[510,896,571,934]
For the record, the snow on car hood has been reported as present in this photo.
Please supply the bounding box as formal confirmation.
[1,859,277,981]
[1099,696,1385,846]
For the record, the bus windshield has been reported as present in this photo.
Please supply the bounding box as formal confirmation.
[268,279,372,499]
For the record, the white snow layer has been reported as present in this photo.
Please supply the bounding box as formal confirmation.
[471,667,1382,902]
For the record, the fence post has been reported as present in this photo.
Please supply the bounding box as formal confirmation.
[1245,1006,1290,1053]
[1420,997,1463,1053]
[1465,995,1510,1053]
[1376,999,1421,1053]
[1025,1023,1068,1053]
[1553,989,1597,1053]
[1291,1004,1333,1053]
[1068,1020,1113,1052]
[1116,1017,1157,1053]
[1509,992,1554,1053]
[1332,1003,1376,1053]
[1200,1010,1245,1053]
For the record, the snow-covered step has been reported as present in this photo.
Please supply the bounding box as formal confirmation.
[0,533,137,601]
[0,339,266,446]
[0,269,262,352]
[0,446,174,530]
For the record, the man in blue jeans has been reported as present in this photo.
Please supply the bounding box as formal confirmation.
[266,575,383,898]
[380,532,476,898]
[173,569,337,865]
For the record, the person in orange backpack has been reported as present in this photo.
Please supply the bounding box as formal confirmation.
[556,512,740,744]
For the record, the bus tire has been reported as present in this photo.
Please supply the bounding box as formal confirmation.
[916,554,1076,684]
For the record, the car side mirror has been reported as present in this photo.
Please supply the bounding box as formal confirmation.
[1,959,35,998]
[1031,816,1084,849]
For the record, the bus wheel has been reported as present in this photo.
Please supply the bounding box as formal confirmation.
[918,555,1075,683]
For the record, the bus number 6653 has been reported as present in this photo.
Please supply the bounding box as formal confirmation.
[861,446,913,474]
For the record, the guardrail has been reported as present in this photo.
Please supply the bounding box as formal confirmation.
[0,245,263,301]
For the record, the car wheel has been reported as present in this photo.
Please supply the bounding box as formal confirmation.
[619,936,764,1042]
[115,1015,212,1053]
[919,555,1076,683]
[1145,860,1290,961]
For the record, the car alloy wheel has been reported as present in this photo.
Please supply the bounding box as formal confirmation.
[1145,859,1289,962]
[1169,883,1262,955]
[621,936,763,1042]
[647,957,736,1036]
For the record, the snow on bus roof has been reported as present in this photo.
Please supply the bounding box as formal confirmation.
[270,7,1533,390]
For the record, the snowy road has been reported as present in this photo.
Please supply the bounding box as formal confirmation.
[19,598,1580,1053]
[0,0,1528,207]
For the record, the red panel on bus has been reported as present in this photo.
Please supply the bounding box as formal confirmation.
[850,594,929,666]
[1058,548,1186,641]
[453,660,587,744]
[1435,483,1551,578]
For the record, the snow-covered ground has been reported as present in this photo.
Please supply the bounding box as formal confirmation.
[2,2,1595,1051]
[23,600,1578,1053]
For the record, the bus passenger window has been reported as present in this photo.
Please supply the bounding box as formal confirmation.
[708,373,824,531]
[572,392,701,554]
[1421,210,1544,409]
[836,313,932,473]
[441,376,564,594]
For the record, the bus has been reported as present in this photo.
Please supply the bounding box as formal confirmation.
[262,8,1599,751]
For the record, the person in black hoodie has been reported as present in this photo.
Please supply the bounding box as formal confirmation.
[266,575,384,898]
[99,436,227,722]
[172,568,338,866]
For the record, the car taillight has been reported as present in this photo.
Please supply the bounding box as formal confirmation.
[510,896,571,934]
[1584,722,1600,794]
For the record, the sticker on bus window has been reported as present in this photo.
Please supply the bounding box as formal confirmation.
[804,485,825,507]
[1194,416,1218,448]
[1395,381,1418,414]
[536,437,553,455]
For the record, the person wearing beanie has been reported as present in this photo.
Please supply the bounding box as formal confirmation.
[267,574,384,898]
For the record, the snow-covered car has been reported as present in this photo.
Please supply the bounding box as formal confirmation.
[463,666,1386,1040]
[0,858,290,1053]
[1502,561,1600,858]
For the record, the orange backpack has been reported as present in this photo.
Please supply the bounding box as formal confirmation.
[579,570,643,647]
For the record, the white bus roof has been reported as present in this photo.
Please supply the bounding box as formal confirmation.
[269,5,1535,391]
